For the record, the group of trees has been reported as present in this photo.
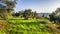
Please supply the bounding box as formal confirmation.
[12,9,38,20]
[0,0,17,34]
[49,8,60,24]
[0,0,38,20]
[0,0,60,23]
[0,0,17,20]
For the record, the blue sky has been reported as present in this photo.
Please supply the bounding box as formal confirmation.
[14,0,60,13]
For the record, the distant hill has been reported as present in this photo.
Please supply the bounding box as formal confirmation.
[37,13,51,17]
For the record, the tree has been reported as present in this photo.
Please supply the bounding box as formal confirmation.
[0,0,17,34]
[23,9,33,20]
[0,0,17,19]
[0,0,17,14]
[12,12,20,17]
[33,11,38,19]
[49,8,60,24]
[0,0,16,8]
[33,11,37,17]
[18,10,24,17]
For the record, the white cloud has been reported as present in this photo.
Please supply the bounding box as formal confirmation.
[34,1,60,13]
[14,0,60,13]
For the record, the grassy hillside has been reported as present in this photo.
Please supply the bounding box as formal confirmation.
[5,18,60,34]
[0,16,60,34]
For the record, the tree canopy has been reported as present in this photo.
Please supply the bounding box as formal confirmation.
[0,0,17,19]
[49,8,60,24]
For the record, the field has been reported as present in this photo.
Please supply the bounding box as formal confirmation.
[0,17,60,34]
[6,18,55,34]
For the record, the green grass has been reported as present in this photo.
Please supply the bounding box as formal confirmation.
[0,28,6,34]
[7,19,54,34]
[0,17,58,34]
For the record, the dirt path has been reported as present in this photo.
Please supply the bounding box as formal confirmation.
[0,20,7,28]
[47,23,60,34]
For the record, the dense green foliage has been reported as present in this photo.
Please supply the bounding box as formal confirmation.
[5,18,60,34]
[12,9,38,20]
[7,19,52,34]
[49,8,60,24]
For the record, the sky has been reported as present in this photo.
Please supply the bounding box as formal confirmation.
[14,0,60,13]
